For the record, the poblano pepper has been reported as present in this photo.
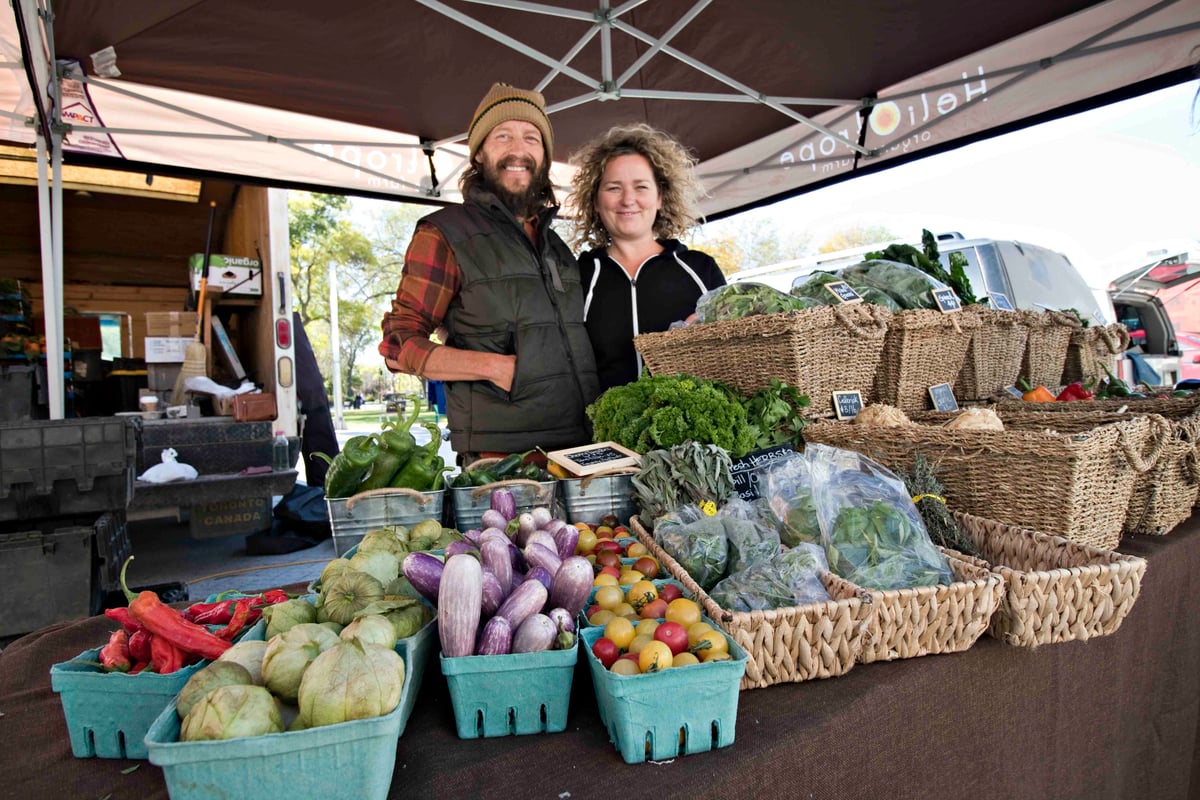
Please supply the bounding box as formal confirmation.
[359,399,423,490]
[314,434,380,498]
[389,422,444,490]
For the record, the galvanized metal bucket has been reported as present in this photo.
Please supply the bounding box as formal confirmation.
[559,470,638,526]
[326,487,445,557]
[450,479,557,532]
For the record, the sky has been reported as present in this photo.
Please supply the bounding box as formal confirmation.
[706,80,1200,290]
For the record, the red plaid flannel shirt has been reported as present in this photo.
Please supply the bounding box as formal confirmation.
[378,222,461,375]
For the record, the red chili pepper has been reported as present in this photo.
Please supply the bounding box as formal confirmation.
[150,634,186,674]
[216,598,255,641]
[183,599,232,623]
[128,629,153,663]
[258,589,291,606]
[128,661,151,675]
[99,629,131,673]
[190,600,237,626]
[103,607,144,634]
[120,557,231,662]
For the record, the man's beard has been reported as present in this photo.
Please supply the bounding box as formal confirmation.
[479,154,552,218]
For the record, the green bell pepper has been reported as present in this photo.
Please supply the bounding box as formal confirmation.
[314,433,381,498]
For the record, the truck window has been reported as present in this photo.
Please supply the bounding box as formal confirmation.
[939,244,1008,299]
[996,241,1103,320]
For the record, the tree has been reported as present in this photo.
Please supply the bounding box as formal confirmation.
[818,224,898,253]
[690,214,814,274]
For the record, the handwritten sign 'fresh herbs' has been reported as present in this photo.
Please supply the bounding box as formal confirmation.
[729,444,795,501]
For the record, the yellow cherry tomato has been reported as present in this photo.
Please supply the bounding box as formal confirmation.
[592,573,618,587]
[664,598,702,628]
[626,580,658,611]
[576,530,598,554]
[638,640,673,673]
[686,621,715,646]
[604,616,636,650]
[612,602,637,619]
[587,609,616,627]
[617,569,644,586]
[672,651,701,667]
[634,618,660,638]
[610,658,640,676]
[593,585,624,610]
[627,633,654,655]
[691,630,730,661]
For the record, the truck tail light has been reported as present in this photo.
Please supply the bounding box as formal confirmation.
[277,355,293,388]
[276,318,291,348]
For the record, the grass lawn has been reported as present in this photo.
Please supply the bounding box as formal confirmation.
[337,405,443,432]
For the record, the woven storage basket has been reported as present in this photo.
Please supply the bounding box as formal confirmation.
[1020,309,1081,388]
[855,546,1005,664]
[632,304,891,410]
[955,306,1029,401]
[803,412,1166,550]
[631,516,873,689]
[951,510,1146,647]
[1062,324,1130,385]
[989,401,1198,536]
[874,308,980,413]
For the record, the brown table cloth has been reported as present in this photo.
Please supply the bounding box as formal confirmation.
[3,519,1200,800]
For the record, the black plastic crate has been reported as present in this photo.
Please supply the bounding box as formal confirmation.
[136,418,272,476]
[0,520,94,638]
[0,418,137,522]
[93,510,132,592]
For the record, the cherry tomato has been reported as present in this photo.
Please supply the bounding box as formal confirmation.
[610,658,640,676]
[639,598,668,619]
[625,541,648,558]
[627,634,654,654]
[612,524,630,535]
[617,569,644,586]
[592,573,618,587]
[574,522,593,533]
[604,617,636,650]
[588,609,616,627]
[653,621,689,655]
[639,640,673,673]
[665,598,702,628]
[576,530,598,554]
[591,636,620,668]
[635,619,660,638]
[672,651,700,667]
[626,580,658,611]
[594,526,616,541]
[632,556,659,580]
[595,550,622,569]
[686,621,714,645]
[598,565,621,579]
[690,630,730,661]
[658,583,683,604]
[594,585,624,610]
[612,602,637,619]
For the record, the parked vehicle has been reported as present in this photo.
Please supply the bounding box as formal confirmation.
[1105,249,1198,387]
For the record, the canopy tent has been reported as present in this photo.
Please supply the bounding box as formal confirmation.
[2,0,1198,416]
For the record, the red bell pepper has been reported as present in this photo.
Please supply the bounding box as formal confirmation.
[1056,381,1095,401]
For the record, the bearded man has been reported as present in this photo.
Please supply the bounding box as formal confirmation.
[380,83,600,463]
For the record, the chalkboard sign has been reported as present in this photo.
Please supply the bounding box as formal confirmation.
[823,281,863,304]
[729,444,795,501]
[546,441,641,477]
[928,382,959,411]
[1004,384,1024,399]
[931,287,962,313]
[989,291,1015,311]
[831,390,864,420]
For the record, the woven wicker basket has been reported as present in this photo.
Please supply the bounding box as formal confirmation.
[632,304,891,410]
[989,401,1199,536]
[1062,324,1130,385]
[1020,309,1081,387]
[874,308,980,413]
[802,413,1166,550]
[955,306,1029,401]
[951,510,1146,647]
[855,547,1005,664]
[631,516,873,689]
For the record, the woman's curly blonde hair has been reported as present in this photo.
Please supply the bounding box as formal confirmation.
[567,123,704,251]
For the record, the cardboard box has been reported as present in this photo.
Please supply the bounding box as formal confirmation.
[144,337,193,363]
[189,254,263,296]
[145,311,199,338]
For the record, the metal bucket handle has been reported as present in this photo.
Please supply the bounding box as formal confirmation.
[469,478,548,502]
[345,486,432,512]
[579,467,640,491]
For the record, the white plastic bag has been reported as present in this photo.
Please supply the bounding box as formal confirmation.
[138,447,199,484]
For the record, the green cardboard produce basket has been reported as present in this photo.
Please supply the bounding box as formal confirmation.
[50,626,264,760]
[440,641,578,738]
[581,624,748,764]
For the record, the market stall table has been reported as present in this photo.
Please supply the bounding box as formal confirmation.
[2,518,1199,800]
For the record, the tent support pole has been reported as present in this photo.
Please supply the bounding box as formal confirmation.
[35,127,64,419]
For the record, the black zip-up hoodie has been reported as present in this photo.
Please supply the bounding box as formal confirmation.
[578,239,726,392]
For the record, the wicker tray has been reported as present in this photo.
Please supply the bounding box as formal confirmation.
[989,400,1199,536]
[1020,309,1080,388]
[951,510,1146,647]
[955,306,1028,401]
[632,304,891,411]
[874,308,980,413]
[631,516,873,689]
[802,413,1166,550]
[855,547,1004,664]
[1062,324,1129,385]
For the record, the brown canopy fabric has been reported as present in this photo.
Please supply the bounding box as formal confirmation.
[3,0,1197,216]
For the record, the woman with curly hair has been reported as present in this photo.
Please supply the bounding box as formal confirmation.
[568,123,726,392]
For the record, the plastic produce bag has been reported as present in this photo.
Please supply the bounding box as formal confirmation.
[788,270,902,312]
[138,447,199,484]
[807,443,953,591]
[708,543,831,612]
[761,451,821,547]
[718,497,782,573]
[653,505,729,591]
[693,282,819,323]
[835,259,949,310]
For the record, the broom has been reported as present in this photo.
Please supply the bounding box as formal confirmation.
[171,201,217,406]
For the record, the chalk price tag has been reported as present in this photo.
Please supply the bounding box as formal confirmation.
[823,281,863,305]
[989,291,1015,311]
[546,441,641,477]
[729,444,795,502]
[931,287,962,313]
[1004,385,1024,399]
[928,382,959,411]
[831,390,864,420]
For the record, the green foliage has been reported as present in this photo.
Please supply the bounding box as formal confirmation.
[818,224,898,253]
[586,373,756,457]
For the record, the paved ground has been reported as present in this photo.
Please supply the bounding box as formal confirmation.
[124,413,458,602]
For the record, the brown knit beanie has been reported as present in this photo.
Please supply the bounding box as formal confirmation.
[467,83,554,161]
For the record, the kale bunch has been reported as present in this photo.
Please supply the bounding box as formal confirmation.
[586,373,756,457]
